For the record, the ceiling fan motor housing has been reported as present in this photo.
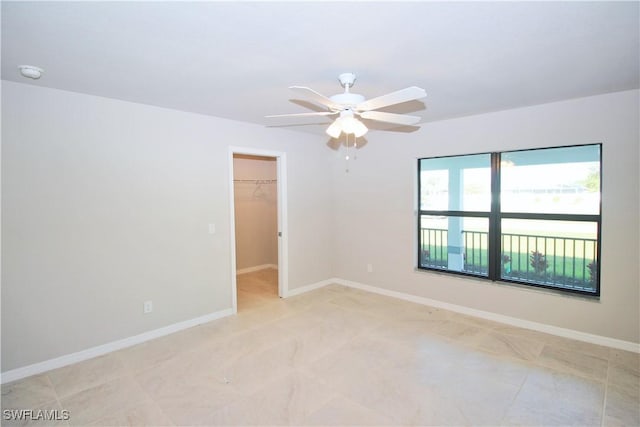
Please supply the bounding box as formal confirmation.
[330,93,365,108]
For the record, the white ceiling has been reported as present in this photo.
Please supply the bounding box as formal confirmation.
[2,1,639,135]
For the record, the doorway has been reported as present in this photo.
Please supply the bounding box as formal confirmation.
[229,147,288,313]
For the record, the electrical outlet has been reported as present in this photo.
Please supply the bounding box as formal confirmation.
[143,300,153,314]
[367,263,373,273]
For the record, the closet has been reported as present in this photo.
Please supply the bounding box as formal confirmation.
[232,154,278,310]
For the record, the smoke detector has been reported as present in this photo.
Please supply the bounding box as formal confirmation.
[18,65,44,79]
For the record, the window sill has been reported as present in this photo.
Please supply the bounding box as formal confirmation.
[413,267,601,302]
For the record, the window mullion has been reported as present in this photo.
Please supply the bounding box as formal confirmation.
[488,152,501,280]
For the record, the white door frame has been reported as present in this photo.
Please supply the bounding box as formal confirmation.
[228,146,288,313]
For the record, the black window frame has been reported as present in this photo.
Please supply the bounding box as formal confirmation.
[417,143,602,297]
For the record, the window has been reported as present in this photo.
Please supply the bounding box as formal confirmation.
[418,144,601,296]
[419,153,491,276]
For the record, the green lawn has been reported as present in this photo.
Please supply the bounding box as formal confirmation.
[420,244,596,287]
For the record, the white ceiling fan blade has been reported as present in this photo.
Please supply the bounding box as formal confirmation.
[357,86,427,111]
[265,111,338,118]
[289,86,342,110]
[359,111,421,126]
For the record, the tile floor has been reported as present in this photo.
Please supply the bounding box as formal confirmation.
[2,269,639,426]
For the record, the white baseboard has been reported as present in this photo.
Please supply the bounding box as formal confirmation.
[332,278,640,354]
[282,278,336,298]
[0,308,233,384]
[236,264,278,275]
[4,277,637,385]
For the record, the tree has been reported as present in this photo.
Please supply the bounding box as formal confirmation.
[581,167,600,192]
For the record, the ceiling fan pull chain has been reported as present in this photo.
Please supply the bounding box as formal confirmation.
[345,134,350,173]
[353,136,358,160]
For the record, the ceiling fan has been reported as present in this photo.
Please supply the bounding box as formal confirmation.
[266,73,427,138]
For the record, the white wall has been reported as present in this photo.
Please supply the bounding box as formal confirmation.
[233,155,278,270]
[331,89,640,344]
[1,81,334,371]
[2,81,637,375]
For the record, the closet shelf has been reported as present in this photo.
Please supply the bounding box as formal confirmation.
[233,179,277,184]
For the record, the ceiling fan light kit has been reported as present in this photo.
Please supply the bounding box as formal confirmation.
[326,120,343,139]
[267,72,427,141]
[326,110,368,138]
